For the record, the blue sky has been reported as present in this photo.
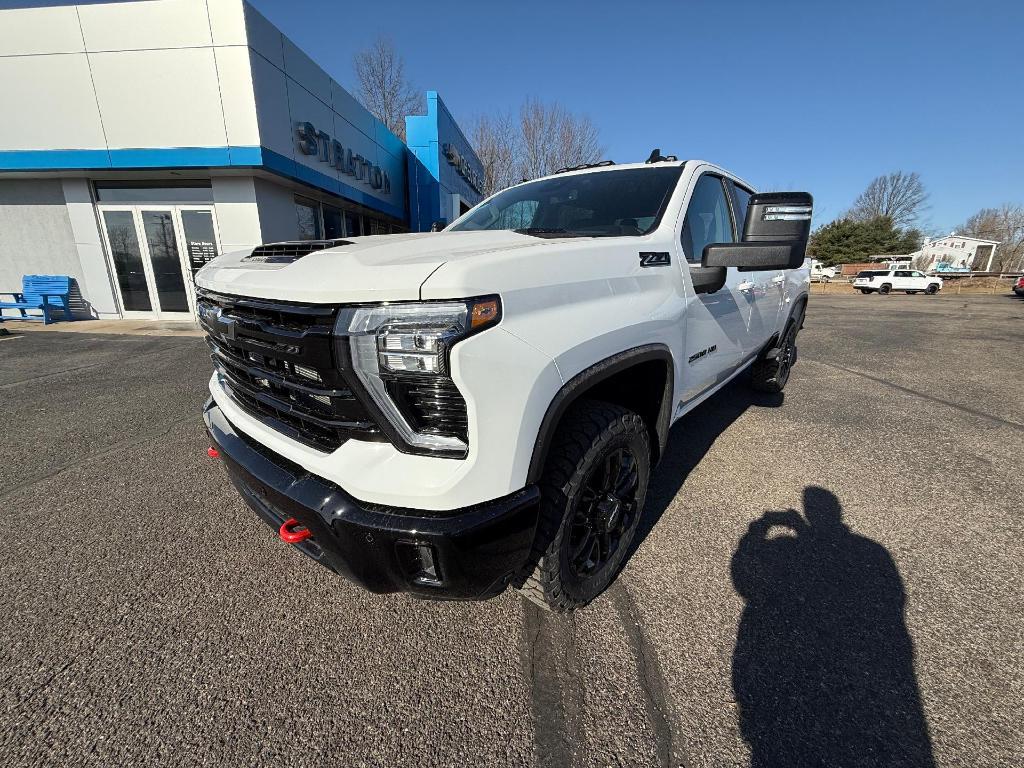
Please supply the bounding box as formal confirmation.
[7,0,1022,233]
[242,0,1021,234]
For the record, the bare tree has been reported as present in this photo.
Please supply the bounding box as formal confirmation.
[518,98,603,181]
[848,171,929,229]
[958,204,1024,272]
[353,38,420,141]
[469,111,520,197]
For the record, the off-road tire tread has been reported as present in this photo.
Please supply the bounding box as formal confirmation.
[519,401,648,612]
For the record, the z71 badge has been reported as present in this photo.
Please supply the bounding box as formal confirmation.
[639,251,671,267]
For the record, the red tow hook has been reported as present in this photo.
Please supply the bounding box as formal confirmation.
[279,517,312,544]
[207,446,220,458]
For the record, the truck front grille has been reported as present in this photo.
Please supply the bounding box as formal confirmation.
[197,289,379,452]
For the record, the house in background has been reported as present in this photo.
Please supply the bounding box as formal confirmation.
[910,234,1000,272]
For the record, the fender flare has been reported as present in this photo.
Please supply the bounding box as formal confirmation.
[525,344,674,484]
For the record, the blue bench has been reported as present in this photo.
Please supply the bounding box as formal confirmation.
[0,275,75,324]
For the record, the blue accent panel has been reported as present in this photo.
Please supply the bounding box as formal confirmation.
[404,91,484,231]
[0,145,404,220]
[0,146,264,171]
[228,146,264,165]
[109,147,233,168]
[0,149,112,170]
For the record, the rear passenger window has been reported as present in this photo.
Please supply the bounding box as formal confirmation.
[682,175,734,263]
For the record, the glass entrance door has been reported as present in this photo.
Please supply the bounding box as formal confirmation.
[99,205,220,320]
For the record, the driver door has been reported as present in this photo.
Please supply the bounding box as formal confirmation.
[677,173,752,403]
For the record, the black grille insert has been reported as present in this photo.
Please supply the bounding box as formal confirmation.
[387,376,469,443]
[197,289,378,452]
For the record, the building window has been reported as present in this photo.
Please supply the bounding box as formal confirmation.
[323,204,344,239]
[295,195,322,240]
[344,211,362,237]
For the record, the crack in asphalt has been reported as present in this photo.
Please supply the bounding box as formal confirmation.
[0,339,199,390]
[802,357,1024,431]
[0,417,197,501]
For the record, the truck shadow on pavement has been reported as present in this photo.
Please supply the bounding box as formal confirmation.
[730,486,935,768]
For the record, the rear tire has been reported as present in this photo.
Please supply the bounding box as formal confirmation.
[751,319,799,393]
[860,289,871,294]
[518,401,650,613]
[879,283,892,295]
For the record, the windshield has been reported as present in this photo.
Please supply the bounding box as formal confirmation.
[449,166,684,237]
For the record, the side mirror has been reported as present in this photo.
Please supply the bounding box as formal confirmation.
[703,192,813,272]
[430,219,448,232]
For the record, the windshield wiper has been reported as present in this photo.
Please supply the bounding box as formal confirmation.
[516,228,573,237]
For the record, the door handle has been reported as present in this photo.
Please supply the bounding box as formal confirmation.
[737,281,755,292]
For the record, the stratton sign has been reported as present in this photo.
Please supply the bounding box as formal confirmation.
[295,121,391,195]
[442,142,483,195]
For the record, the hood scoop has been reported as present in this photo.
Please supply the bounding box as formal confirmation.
[243,239,352,264]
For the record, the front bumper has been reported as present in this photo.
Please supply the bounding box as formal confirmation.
[204,402,540,600]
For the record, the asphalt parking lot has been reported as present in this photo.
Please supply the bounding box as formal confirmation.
[2,294,1023,768]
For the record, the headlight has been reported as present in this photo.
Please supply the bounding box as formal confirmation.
[334,296,501,456]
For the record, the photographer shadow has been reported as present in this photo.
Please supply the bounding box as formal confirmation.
[731,487,935,768]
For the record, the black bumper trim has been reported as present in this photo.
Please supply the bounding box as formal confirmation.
[204,402,541,599]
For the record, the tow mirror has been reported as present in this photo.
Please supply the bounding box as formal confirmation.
[430,218,448,232]
[702,192,813,272]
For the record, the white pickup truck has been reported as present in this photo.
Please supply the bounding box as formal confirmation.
[809,259,837,282]
[853,269,943,295]
[197,157,812,611]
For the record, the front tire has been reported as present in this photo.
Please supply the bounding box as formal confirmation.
[926,284,939,295]
[879,283,892,295]
[519,401,650,612]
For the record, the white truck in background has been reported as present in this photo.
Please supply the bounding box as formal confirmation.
[809,259,837,282]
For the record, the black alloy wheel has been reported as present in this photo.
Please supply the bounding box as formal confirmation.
[567,447,640,578]
[879,283,892,295]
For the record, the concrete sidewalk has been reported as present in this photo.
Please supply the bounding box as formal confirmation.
[0,318,203,337]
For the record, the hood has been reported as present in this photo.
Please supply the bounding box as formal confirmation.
[194,230,557,304]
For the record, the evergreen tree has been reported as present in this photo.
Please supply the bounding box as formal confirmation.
[808,216,921,265]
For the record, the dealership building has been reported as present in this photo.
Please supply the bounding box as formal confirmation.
[0,0,484,320]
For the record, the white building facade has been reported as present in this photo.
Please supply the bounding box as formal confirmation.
[0,0,482,321]
[911,234,1000,273]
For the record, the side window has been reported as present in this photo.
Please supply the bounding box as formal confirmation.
[912,271,925,278]
[895,270,912,278]
[681,175,734,264]
[728,181,753,236]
